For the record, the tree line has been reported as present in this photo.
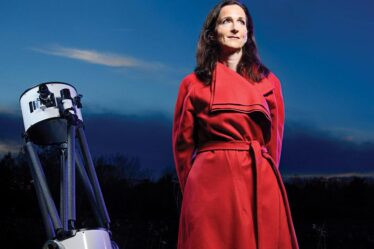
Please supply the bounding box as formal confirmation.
[0,150,373,249]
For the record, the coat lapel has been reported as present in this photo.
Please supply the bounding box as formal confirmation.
[209,62,273,121]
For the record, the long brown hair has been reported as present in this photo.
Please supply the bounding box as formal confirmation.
[195,0,269,84]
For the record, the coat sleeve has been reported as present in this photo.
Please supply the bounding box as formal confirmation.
[266,74,285,168]
[172,77,196,193]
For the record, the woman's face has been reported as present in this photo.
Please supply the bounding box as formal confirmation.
[215,4,248,53]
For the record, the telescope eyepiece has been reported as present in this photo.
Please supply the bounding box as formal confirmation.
[60,88,72,100]
[38,84,51,100]
[37,83,56,108]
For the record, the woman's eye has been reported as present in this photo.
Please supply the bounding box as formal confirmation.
[238,20,246,25]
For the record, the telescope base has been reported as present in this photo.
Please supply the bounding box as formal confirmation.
[43,229,117,249]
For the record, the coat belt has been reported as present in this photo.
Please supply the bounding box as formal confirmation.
[196,140,299,249]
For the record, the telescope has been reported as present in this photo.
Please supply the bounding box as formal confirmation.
[20,82,119,249]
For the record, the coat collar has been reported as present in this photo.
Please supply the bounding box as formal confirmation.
[209,62,274,121]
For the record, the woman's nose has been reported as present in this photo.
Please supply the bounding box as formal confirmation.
[231,27,239,34]
[230,23,239,33]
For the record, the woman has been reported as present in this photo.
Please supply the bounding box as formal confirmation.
[172,1,299,249]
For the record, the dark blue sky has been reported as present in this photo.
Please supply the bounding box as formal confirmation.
[0,0,373,177]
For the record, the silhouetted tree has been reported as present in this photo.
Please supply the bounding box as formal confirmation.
[1,150,373,249]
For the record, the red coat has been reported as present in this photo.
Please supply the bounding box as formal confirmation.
[173,62,299,249]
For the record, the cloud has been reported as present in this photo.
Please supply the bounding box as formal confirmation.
[0,141,21,154]
[0,112,23,155]
[0,112,23,141]
[280,121,374,174]
[0,110,174,178]
[82,113,173,178]
[1,110,374,178]
[0,107,20,115]
[284,172,374,179]
[326,126,374,143]
[31,45,167,70]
